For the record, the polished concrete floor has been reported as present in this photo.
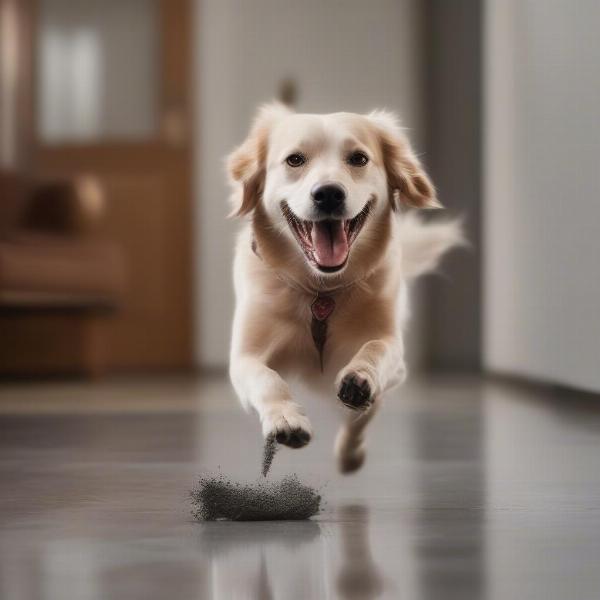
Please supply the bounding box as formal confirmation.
[1,375,600,599]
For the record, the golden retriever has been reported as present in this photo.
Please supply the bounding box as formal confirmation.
[227,102,461,473]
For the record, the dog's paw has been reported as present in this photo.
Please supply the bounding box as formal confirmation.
[262,404,313,449]
[337,373,373,411]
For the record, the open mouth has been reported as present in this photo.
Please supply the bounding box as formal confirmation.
[281,199,373,273]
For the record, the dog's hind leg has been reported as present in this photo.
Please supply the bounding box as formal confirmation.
[334,398,380,473]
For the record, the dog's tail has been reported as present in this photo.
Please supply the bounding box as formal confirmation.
[399,212,465,279]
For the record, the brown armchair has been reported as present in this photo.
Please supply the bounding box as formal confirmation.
[0,174,125,376]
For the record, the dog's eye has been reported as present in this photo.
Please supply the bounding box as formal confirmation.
[347,151,369,167]
[286,153,306,167]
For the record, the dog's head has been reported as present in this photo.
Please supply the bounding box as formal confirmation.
[227,103,440,279]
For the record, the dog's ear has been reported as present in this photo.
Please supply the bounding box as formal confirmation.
[368,110,441,210]
[227,102,292,217]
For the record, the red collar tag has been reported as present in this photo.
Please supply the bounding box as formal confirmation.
[311,295,335,370]
[311,295,335,321]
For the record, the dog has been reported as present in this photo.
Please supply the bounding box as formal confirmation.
[227,102,461,473]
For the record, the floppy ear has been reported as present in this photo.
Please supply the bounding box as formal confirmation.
[227,102,292,217]
[368,110,441,210]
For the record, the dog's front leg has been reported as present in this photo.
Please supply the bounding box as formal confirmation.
[230,355,312,448]
[335,337,406,412]
[334,337,405,472]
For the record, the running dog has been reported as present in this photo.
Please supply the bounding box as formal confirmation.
[228,103,461,473]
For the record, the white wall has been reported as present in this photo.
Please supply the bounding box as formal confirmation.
[484,0,600,391]
[194,0,426,368]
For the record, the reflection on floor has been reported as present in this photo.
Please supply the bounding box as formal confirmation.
[1,375,600,599]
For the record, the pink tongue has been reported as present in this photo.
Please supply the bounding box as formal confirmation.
[311,221,349,267]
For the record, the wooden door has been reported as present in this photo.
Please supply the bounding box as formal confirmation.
[31,0,194,371]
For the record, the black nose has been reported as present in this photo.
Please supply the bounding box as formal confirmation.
[311,183,346,214]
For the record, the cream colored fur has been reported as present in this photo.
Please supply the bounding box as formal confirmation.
[227,103,461,473]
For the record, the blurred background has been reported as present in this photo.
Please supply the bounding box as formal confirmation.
[0,0,598,393]
[2,2,600,598]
